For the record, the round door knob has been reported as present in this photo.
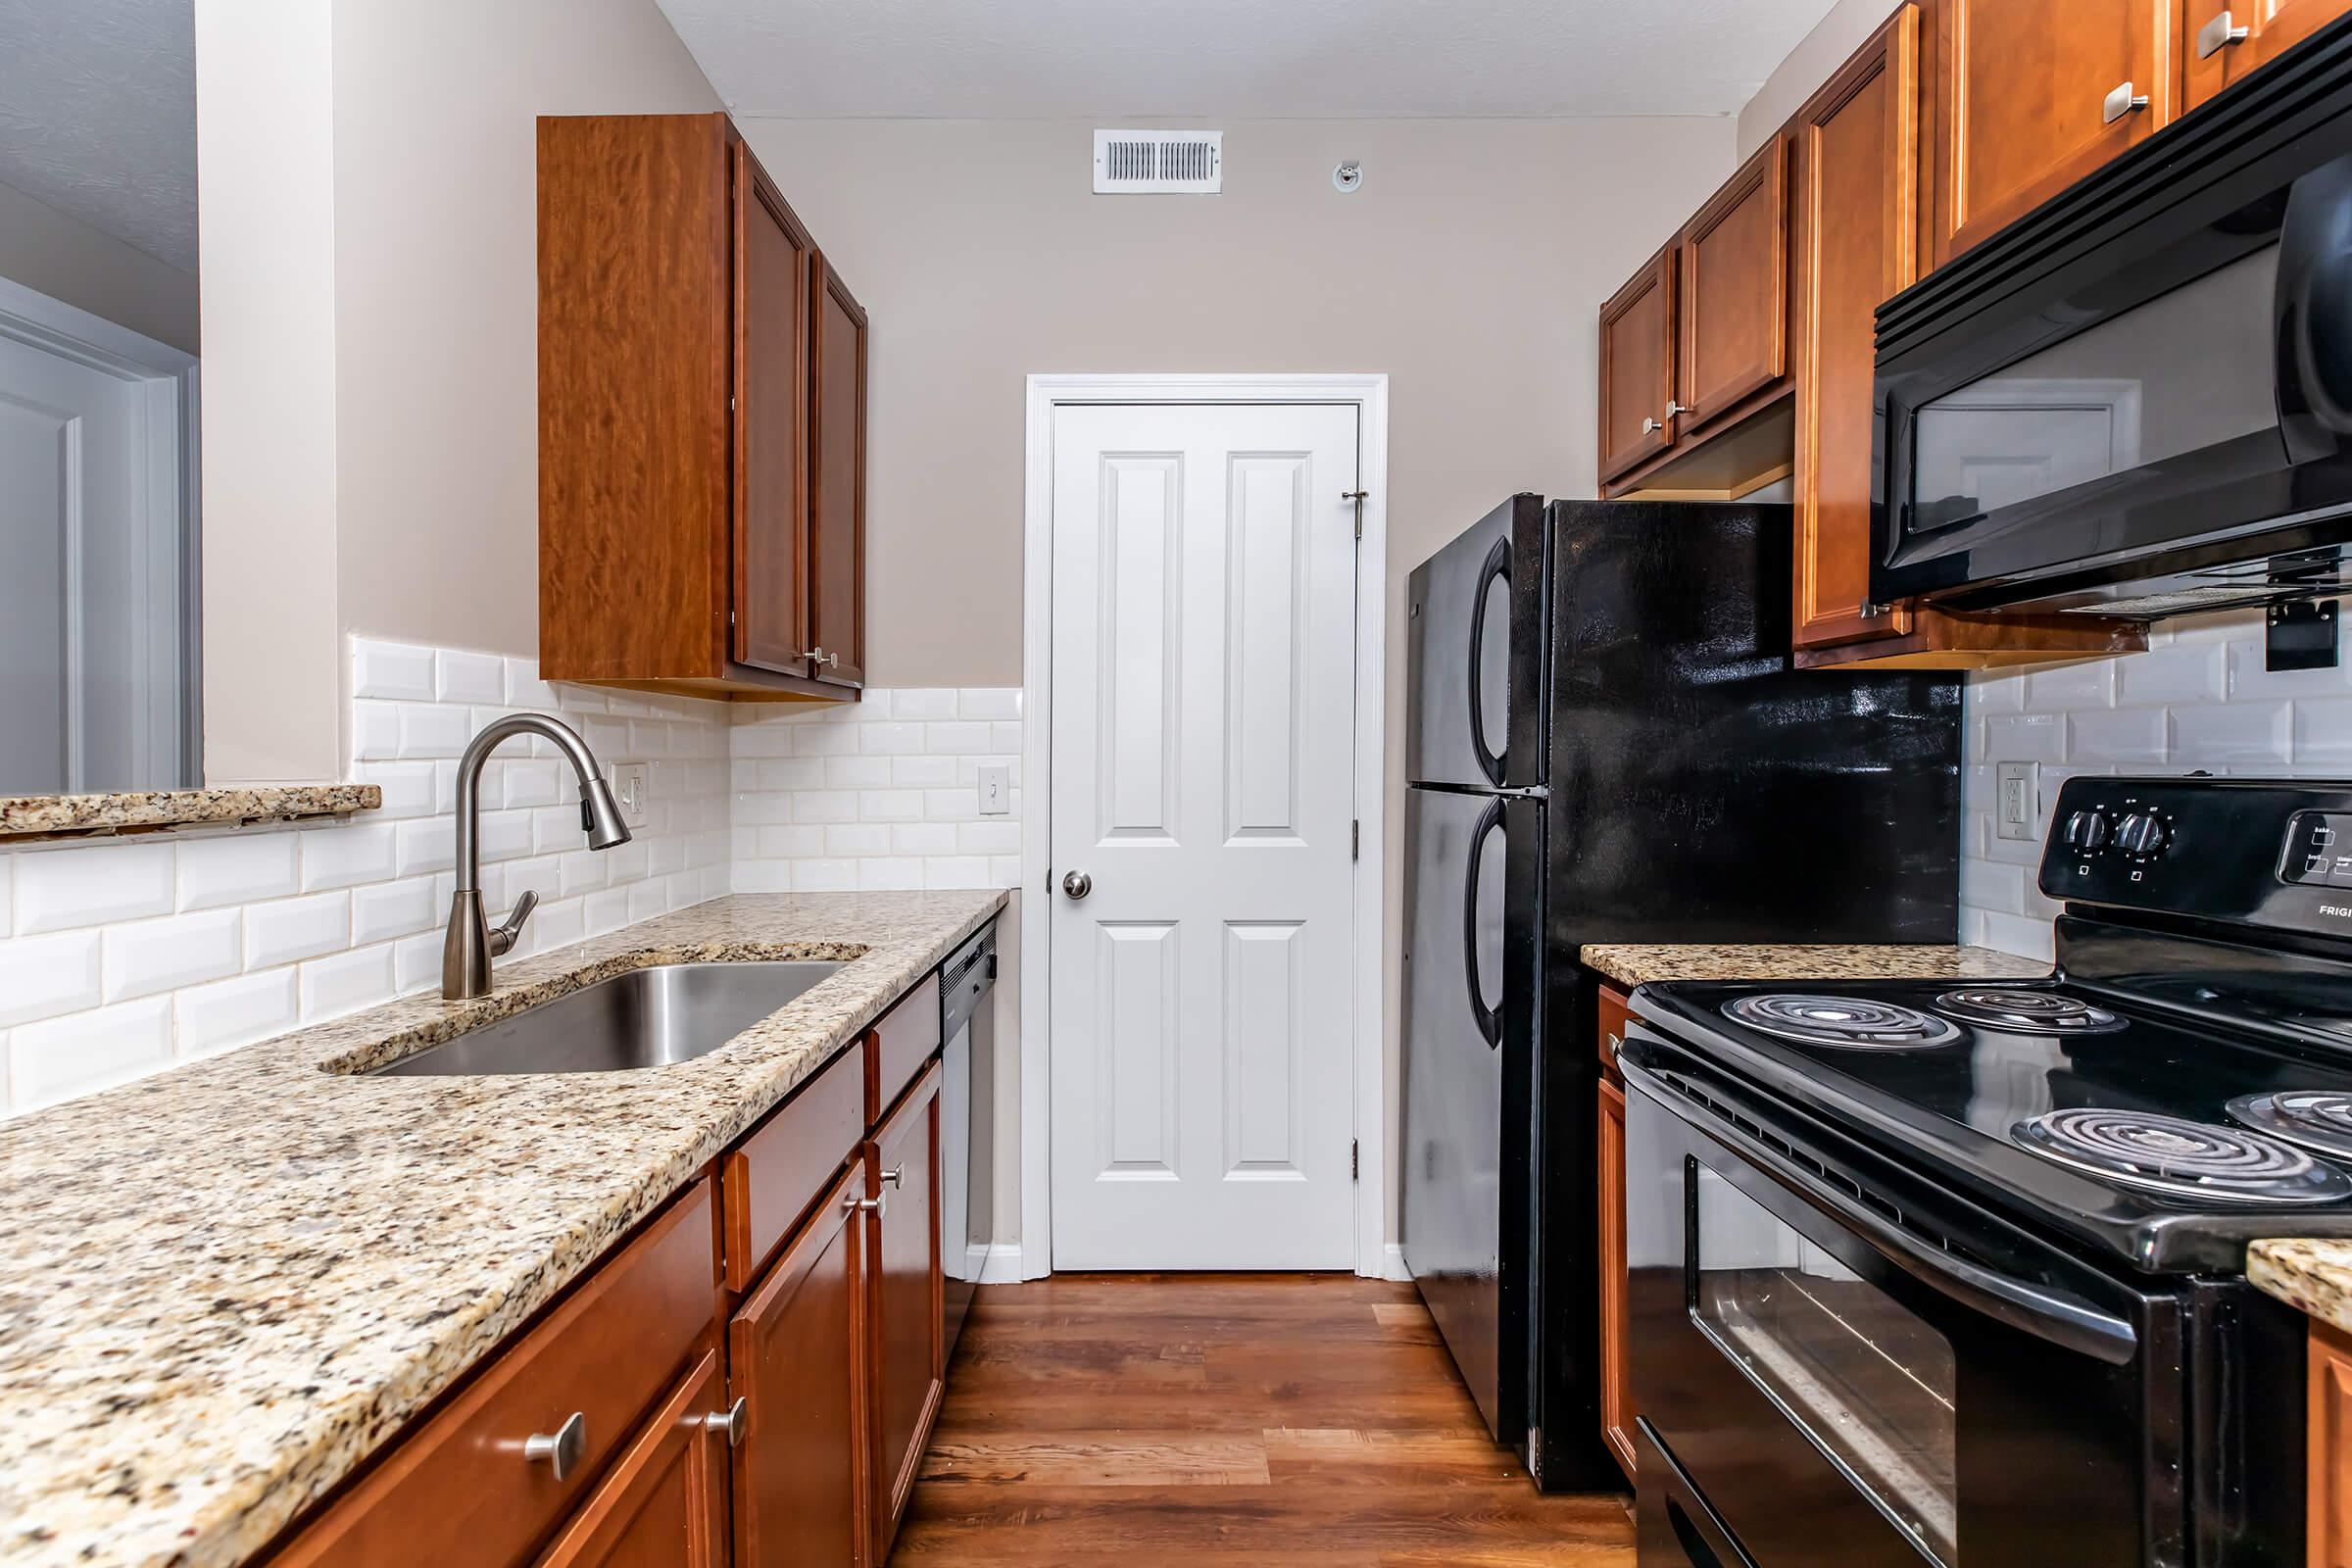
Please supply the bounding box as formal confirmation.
[1062,870,1093,900]
[2115,812,2168,858]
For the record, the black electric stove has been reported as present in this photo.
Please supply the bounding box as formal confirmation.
[1620,776,2352,1567]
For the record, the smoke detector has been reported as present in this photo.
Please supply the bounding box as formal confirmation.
[1094,129,1222,194]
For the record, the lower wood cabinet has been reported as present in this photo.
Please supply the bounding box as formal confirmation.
[2312,1317,2352,1567]
[730,1159,874,1568]
[869,1061,946,1561]
[1595,983,1637,1483]
[536,1347,732,1568]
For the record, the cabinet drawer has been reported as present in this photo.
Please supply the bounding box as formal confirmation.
[868,973,941,1121]
[1596,981,1636,1084]
[723,1038,867,1291]
[270,1179,720,1568]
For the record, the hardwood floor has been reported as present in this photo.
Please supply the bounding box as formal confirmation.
[890,1274,1635,1566]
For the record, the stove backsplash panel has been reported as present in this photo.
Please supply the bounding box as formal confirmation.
[1962,609,2352,959]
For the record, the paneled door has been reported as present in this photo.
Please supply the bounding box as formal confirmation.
[1048,402,1359,1269]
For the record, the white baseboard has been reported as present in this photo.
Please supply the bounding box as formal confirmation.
[976,1243,1030,1285]
[1381,1243,1413,1282]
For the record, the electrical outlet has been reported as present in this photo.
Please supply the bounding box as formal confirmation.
[1996,761,2037,842]
[608,762,650,827]
[977,763,1011,816]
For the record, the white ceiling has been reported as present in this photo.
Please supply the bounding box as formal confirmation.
[0,0,198,272]
[658,0,1842,121]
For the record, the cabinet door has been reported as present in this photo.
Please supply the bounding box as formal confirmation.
[2186,0,2352,108]
[1678,137,1788,434]
[1597,244,1678,484]
[730,1161,871,1568]
[808,256,868,690]
[733,144,814,678]
[534,1348,730,1568]
[1793,7,1921,652]
[1931,0,2173,266]
[2313,1319,2352,1567]
[868,1062,943,1560]
[1597,1077,1634,1481]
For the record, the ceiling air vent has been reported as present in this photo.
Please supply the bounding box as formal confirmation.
[1094,129,1222,194]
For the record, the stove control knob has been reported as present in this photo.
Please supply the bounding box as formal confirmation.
[2115,811,2168,858]
[2061,809,2110,852]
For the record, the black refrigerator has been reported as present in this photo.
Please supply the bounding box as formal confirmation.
[1398,495,1961,1490]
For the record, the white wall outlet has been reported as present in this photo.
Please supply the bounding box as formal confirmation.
[1995,761,2038,842]
[609,762,650,827]
[977,763,1011,816]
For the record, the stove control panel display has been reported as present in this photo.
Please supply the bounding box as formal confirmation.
[2040,776,2352,938]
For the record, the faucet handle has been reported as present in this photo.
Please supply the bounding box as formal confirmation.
[487,890,539,957]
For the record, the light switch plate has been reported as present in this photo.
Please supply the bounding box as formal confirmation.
[1996,761,2037,842]
[977,763,1011,816]
[609,762,650,827]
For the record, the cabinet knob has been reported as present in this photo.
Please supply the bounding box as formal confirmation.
[703,1396,749,1448]
[808,646,841,669]
[2197,10,2248,57]
[523,1411,588,1482]
[1642,416,1663,434]
[1666,401,1691,417]
[2102,81,2150,122]
[881,1164,905,1189]
[846,1189,889,1218]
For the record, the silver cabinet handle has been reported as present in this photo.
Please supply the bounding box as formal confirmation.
[2103,81,2150,122]
[1641,416,1663,434]
[1062,869,1093,900]
[524,1411,588,1482]
[1665,401,1691,416]
[847,1189,888,1218]
[2197,9,2247,56]
[703,1396,748,1447]
[808,646,842,669]
[880,1164,905,1189]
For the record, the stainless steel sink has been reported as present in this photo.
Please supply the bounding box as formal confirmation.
[372,960,843,1077]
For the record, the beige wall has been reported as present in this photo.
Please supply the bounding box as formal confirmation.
[194,0,719,783]
[740,115,1740,1239]
[1736,0,1905,158]
[0,180,201,355]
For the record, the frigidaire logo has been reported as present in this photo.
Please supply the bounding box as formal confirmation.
[2323,905,2352,918]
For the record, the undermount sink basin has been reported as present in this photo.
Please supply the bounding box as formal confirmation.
[373,960,843,1077]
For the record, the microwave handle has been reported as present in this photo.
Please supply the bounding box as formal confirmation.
[2276,150,2352,463]
[1622,1055,2139,1366]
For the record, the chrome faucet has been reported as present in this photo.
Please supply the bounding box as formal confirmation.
[442,714,632,1000]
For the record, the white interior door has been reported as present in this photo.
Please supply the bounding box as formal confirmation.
[1048,401,1359,1270]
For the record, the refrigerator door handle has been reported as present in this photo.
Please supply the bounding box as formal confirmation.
[1463,796,1505,1050]
[1467,535,1511,787]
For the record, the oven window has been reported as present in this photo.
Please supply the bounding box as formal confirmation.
[1692,1163,1959,1565]
[1909,244,2279,529]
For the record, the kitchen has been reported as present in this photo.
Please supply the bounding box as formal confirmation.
[3,1,2352,1565]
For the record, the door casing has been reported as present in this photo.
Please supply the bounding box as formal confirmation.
[1018,373,1391,1281]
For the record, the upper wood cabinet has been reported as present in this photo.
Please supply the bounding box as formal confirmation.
[2184,0,2352,108]
[1927,0,2176,266]
[540,113,867,703]
[1679,138,1789,435]
[1597,245,1678,484]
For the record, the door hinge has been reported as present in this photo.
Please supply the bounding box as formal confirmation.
[1351,1139,1359,1181]
[1343,489,1368,541]
[1351,819,1360,860]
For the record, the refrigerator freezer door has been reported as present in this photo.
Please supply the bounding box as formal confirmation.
[1405,495,1548,790]
[1400,783,1542,1443]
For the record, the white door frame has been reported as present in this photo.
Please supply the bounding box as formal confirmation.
[1019,372,1391,1280]
[0,273,202,788]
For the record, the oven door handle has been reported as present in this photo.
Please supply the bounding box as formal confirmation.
[1623,1057,2140,1366]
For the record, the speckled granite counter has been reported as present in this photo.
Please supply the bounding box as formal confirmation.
[1582,942,2051,988]
[0,890,1004,1568]
[2249,1240,2352,1336]
[0,785,379,842]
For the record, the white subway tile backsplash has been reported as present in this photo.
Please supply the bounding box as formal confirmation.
[352,641,438,701]
[301,945,396,1024]
[174,968,300,1058]
[246,892,352,970]
[16,842,174,934]
[176,832,302,911]
[103,909,243,1003]
[436,649,508,706]
[958,688,1020,721]
[10,999,172,1111]
[925,721,989,755]
[0,931,102,1027]
[2066,708,2167,765]
[889,688,958,721]
[2296,697,2352,767]
[300,821,401,892]
[2169,701,2291,767]
[352,878,439,946]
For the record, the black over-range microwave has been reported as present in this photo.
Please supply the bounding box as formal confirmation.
[1872,15,2352,617]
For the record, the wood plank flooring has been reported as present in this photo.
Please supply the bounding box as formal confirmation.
[889,1274,1635,1566]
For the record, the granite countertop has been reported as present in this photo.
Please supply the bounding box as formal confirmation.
[2249,1241,2352,1336]
[0,786,379,843]
[0,889,1005,1568]
[1581,942,2052,988]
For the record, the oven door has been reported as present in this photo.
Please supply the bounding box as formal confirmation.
[1621,1030,2179,1568]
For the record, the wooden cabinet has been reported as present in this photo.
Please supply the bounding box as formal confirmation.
[730,1159,875,1568]
[1679,138,1789,435]
[539,113,867,703]
[2312,1317,2352,1566]
[1927,0,2176,267]
[868,1061,945,1561]
[535,1348,732,1568]
[2185,0,2352,108]
[1595,983,1636,1484]
[1598,245,1679,484]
